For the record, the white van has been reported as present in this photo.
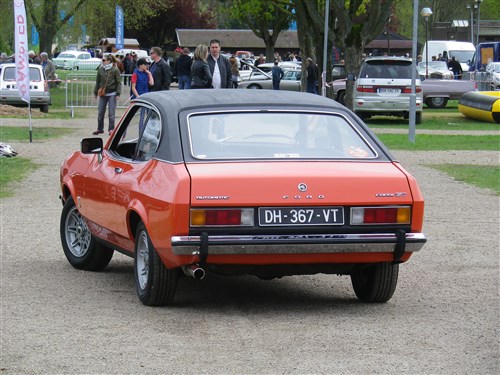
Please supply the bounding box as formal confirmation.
[115,49,149,60]
[421,41,475,72]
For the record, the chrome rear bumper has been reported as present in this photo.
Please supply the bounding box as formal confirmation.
[171,232,426,255]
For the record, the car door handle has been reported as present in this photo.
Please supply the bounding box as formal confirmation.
[114,167,123,174]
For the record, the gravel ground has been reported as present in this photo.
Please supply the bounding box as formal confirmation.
[1,113,499,374]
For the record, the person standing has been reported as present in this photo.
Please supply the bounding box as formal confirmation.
[190,44,212,89]
[40,52,56,88]
[254,54,265,67]
[149,46,172,91]
[229,56,240,88]
[123,53,132,85]
[93,55,121,135]
[271,60,284,90]
[306,57,319,94]
[28,50,41,64]
[448,56,463,80]
[175,47,192,90]
[131,58,154,99]
[207,39,232,89]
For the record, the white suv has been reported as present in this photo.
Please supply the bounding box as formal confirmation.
[353,56,423,124]
[0,63,51,113]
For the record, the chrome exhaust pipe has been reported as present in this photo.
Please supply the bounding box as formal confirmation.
[182,264,206,280]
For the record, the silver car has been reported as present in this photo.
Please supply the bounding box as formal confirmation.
[353,56,423,124]
[486,62,500,90]
[238,69,302,91]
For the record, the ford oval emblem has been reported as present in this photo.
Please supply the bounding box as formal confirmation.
[298,183,307,192]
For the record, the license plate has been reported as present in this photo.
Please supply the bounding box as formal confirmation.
[378,88,400,94]
[258,207,344,226]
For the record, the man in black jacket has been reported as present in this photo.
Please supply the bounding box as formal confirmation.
[149,46,172,91]
[207,39,232,89]
[175,47,192,89]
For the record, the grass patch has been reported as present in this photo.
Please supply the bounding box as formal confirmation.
[377,134,500,150]
[0,157,39,198]
[367,101,500,130]
[428,164,500,195]
[0,126,73,141]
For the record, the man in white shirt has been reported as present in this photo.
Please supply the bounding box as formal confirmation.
[207,39,232,89]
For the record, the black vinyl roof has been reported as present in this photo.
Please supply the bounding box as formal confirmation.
[136,89,344,113]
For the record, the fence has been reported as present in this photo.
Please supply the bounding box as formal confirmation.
[65,72,133,117]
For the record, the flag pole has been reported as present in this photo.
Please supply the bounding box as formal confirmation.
[13,0,31,141]
[28,103,32,143]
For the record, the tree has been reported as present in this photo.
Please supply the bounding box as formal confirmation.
[221,0,294,61]
[124,0,216,49]
[295,0,393,107]
[25,0,89,57]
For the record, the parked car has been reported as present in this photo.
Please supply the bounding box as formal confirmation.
[421,79,477,108]
[59,90,426,306]
[0,63,51,112]
[486,62,500,90]
[73,57,102,71]
[329,78,348,106]
[331,77,476,109]
[353,56,423,123]
[417,61,454,80]
[52,50,93,70]
[239,61,300,81]
[238,69,302,91]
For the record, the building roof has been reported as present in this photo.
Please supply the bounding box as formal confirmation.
[98,38,140,47]
[176,29,299,50]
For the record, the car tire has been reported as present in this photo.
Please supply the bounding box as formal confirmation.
[134,222,178,306]
[247,84,262,89]
[415,112,422,124]
[40,105,49,113]
[426,97,448,109]
[351,262,399,303]
[60,196,114,271]
[337,90,346,106]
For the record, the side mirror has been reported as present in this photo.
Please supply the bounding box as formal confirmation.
[81,137,103,154]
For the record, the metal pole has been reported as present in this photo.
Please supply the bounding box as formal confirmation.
[470,7,474,43]
[476,1,481,46]
[322,0,330,97]
[425,18,429,78]
[409,0,419,143]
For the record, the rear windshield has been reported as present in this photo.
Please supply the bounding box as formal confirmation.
[360,60,413,79]
[188,112,377,160]
[3,67,42,81]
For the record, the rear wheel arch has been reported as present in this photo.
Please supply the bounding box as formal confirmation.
[128,209,142,241]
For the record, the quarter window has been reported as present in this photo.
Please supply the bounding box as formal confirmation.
[110,105,161,161]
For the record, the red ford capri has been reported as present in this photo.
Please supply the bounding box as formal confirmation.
[60,90,426,306]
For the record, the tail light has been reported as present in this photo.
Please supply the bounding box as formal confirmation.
[191,208,254,227]
[402,86,422,93]
[350,206,411,225]
[356,85,376,93]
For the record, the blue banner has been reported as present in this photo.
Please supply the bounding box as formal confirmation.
[115,5,124,49]
[31,24,39,46]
